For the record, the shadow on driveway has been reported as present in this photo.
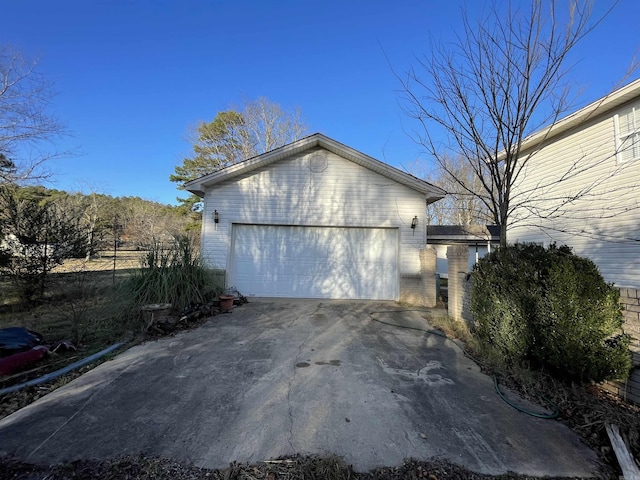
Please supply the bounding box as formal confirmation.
[0,299,598,476]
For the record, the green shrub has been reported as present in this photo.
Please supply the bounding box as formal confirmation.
[473,291,530,364]
[118,235,223,327]
[471,243,631,384]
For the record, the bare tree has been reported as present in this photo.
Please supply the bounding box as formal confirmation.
[171,97,308,214]
[239,97,307,156]
[124,199,185,247]
[0,46,67,183]
[412,155,491,226]
[174,97,308,182]
[400,1,632,246]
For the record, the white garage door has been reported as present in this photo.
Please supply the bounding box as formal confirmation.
[230,225,398,299]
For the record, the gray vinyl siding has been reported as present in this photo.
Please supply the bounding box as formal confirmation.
[509,100,640,288]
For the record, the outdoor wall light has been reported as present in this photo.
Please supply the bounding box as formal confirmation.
[214,210,219,223]
[411,216,418,235]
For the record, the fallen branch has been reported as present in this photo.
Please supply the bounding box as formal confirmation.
[606,423,640,480]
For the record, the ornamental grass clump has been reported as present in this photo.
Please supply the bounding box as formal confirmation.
[120,235,222,320]
[471,243,631,384]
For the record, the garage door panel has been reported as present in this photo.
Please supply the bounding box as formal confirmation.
[231,225,398,299]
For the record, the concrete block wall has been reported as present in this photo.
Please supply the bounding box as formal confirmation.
[421,246,437,308]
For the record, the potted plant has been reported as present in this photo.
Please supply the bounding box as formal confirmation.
[219,294,235,312]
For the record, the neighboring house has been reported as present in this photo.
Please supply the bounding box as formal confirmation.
[508,78,640,289]
[426,225,500,276]
[185,133,445,301]
[0,233,65,261]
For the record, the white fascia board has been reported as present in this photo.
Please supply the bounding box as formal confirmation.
[316,135,446,201]
[185,133,446,202]
[499,78,640,160]
[183,137,318,197]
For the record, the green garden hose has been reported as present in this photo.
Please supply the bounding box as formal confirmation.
[492,374,560,419]
[369,310,560,420]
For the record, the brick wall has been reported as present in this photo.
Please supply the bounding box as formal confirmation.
[399,246,437,307]
[447,245,470,323]
[399,275,425,305]
[460,274,473,325]
[619,288,640,353]
[602,288,640,405]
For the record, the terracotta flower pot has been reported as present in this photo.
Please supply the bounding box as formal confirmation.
[219,294,235,311]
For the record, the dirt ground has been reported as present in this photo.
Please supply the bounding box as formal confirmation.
[1,454,593,480]
[51,249,148,273]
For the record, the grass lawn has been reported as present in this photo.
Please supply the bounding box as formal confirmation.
[0,249,146,342]
[0,250,148,418]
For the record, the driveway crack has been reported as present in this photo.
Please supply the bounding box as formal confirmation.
[26,356,143,460]
[287,326,314,452]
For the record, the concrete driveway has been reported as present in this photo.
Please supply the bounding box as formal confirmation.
[0,300,598,476]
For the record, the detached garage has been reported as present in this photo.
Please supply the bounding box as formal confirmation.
[185,134,444,303]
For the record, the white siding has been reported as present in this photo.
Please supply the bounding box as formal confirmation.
[433,244,492,276]
[509,101,640,288]
[200,148,427,297]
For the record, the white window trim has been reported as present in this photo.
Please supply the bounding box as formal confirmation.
[614,101,640,164]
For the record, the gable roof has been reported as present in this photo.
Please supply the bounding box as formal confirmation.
[184,133,445,203]
[518,77,640,154]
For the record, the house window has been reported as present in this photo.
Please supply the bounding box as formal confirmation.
[614,101,640,163]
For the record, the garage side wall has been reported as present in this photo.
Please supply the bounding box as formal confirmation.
[200,148,427,300]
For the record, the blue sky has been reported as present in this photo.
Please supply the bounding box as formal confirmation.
[3,0,639,205]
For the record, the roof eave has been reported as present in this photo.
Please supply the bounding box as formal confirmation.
[185,133,446,200]
[499,77,640,159]
[184,137,318,197]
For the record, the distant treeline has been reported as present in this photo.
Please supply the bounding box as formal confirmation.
[1,185,201,253]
